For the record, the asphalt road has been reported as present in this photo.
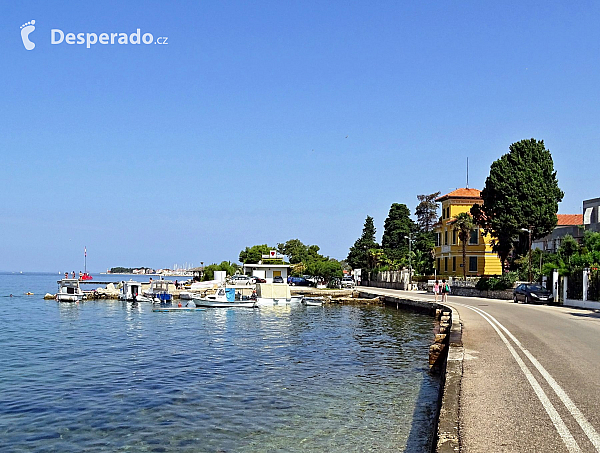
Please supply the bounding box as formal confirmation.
[362,288,600,453]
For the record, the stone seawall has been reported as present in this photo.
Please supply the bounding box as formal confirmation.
[358,290,463,453]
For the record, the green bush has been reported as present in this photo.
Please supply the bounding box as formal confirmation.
[475,273,517,291]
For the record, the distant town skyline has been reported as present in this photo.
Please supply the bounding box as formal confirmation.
[2,1,599,272]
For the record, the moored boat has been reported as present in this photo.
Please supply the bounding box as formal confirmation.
[193,287,257,308]
[119,280,153,302]
[56,278,85,302]
[255,283,303,306]
[303,297,324,306]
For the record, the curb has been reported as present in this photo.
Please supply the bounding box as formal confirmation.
[358,291,463,453]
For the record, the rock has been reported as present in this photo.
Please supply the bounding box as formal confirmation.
[435,333,447,344]
[44,293,55,300]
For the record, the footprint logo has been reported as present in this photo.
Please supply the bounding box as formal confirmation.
[20,20,36,50]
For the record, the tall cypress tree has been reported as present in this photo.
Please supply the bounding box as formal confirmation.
[381,203,415,262]
[471,138,564,271]
[347,216,379,270]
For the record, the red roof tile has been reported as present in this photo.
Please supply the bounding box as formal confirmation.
[557,214,583,226]
[436,188,482,202]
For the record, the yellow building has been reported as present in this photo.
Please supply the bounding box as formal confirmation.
[433,188,502,277]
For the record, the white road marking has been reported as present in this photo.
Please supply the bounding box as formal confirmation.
[462,303,600,452]
[455,303,581,452]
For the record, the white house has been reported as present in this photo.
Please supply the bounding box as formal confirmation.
[242,263,290,283]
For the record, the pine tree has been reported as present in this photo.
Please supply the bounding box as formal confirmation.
[347,216,379,270]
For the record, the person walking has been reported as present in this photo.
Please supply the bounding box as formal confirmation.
[433,280,440,302]
[441,279,450,303]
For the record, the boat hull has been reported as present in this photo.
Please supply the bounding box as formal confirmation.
[193,299,256,308]
[255,296,303,306]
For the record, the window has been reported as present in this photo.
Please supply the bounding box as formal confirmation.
[469,256,478,272]
[437,258,440,271]
[469,228,479,245]
[452,229,457,245]
[447,207,450,219]
[435,233,440,247]
[444,257,448,271]
[444,231,448,246]
[452,256,456,272]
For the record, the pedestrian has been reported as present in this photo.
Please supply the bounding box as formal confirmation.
[433,279,440,303]
[441,279,450,303]
[64,272,68,279]
[72,271,76,279]
[175,279,178,289]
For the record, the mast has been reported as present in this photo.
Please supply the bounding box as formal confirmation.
[466,157,469,188]
[84,246,87,274]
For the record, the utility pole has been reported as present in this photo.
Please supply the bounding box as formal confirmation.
[528,227,532,283]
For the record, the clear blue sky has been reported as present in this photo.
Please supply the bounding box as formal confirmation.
[1,1,598,272]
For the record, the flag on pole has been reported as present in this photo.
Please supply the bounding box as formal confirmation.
[85,247,87,257]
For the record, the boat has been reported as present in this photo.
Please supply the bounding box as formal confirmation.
[193,287,257,308]
[56,278,85,302]
[119,280,153,302]
[255,283,303,306]
[303,297,324,306]
[144,279,173,303]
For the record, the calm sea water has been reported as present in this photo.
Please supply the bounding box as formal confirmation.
[0,273,440,452]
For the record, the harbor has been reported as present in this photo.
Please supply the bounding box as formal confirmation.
[0,272,441,453]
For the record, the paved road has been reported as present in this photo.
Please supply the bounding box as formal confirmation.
[361,288,600,453]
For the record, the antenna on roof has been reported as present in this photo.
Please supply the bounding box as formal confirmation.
[466,157,469,188]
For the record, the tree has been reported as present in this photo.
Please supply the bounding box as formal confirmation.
[347,216,379,270]
[453,212,475,280]
[277,239,308,264]
[202,261,239,281]
[471,138,564,272]
[415,192,441,232]
[304,259,343,285]
[238,244,273,264]
[413,231,436,275]
[381,203,415,262]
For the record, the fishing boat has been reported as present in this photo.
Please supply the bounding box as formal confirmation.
[119,280,153,302]
[193,287,257,308]
[56,278,85,302]
[303,297,324,306]
[144,279,173,303]
[255,283,303,306]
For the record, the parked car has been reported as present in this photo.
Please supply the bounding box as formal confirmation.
[341,276,355,288]
[230,275,254,285]
[513,283,554,304]
[287,276,310,286]
[253,276,266,283]
[273,276,284,283]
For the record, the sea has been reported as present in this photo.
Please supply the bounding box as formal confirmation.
[0,272,441,452]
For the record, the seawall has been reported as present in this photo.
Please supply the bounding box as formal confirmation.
[358,290,463,453]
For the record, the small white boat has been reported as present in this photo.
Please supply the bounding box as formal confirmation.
[303,297,324,306]
[119,280,153,302]
[255,283,303,306]
[193,287,257,308]
[56,279,85,302]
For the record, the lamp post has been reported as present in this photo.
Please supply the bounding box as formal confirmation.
[521,227,532,282]
[404,233,412,289]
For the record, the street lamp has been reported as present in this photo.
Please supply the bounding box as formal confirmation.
[521,227,532,282]
[404,233,412,289]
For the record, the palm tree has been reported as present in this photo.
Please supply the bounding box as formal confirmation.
[453,212,475,280]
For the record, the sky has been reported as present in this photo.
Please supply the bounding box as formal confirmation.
[1,1,599,272]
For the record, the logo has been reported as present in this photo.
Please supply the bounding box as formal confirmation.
[20,20,36,50]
